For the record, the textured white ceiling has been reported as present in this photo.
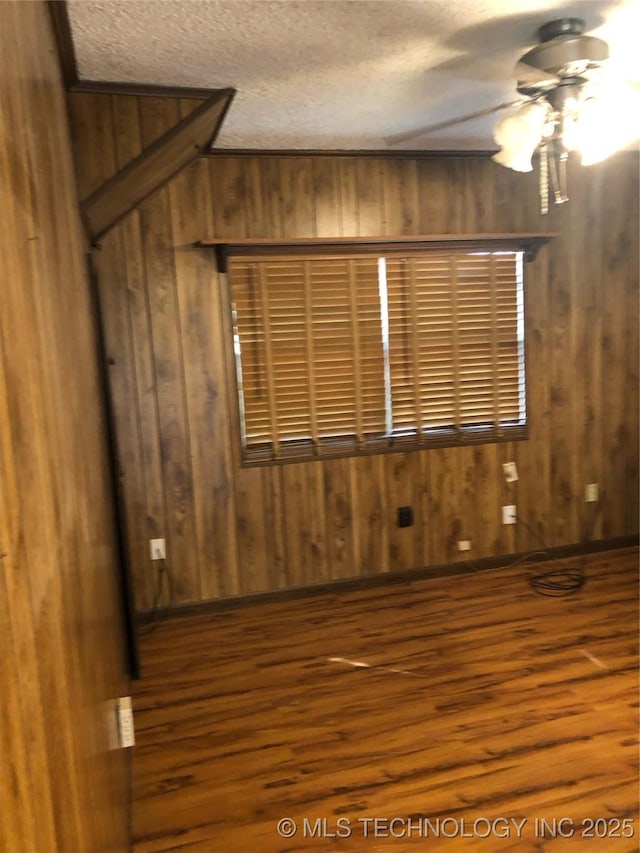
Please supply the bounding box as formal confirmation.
[67,0,640,150]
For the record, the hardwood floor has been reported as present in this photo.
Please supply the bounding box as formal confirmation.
[132,547,639,852]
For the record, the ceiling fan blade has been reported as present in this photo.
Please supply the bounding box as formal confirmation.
[387,99,528,146]
[515,60,561,90]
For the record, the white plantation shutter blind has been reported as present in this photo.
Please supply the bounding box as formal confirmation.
[228,246,526,465]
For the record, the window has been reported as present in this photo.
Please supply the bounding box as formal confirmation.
[227,242,529,464]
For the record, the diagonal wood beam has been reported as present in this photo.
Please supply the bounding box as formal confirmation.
[81,89,235,243]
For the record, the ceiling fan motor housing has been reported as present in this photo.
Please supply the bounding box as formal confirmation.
[538,18,585,42]
[517,18,609,94]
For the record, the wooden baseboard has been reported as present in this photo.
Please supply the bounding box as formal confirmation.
[138,534,639,624]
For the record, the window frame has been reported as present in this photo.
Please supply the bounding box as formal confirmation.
[211,234,551,467]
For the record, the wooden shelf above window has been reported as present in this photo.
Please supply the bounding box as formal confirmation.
[197,233,556,273]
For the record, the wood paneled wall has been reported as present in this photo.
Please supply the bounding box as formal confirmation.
[67,92,639,613]
[0,4,130,852]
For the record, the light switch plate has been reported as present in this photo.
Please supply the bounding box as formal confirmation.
[150,538,166,560]
[502,505,517,525]
[585,483,599,502]
[503,461,519,483]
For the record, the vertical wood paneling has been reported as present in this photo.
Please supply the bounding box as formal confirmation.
[503,166,550,553]
[323,457,355,579]
[169,101,240,600]
[624,158,640,532]
[240,157,267,237]
[522,255,553,549]
[67,92,120,196]
[213,156,249,237]
[0,3,129,850]
[571,159,603,543]
[257,157,285,237]
[262,464,288,588]
[547,213,574,546]
[350,454,389,575]
[460,157,494,231]
[443,159,466,232]
[381,158,419,235]
[417,159,449,233]
[355,158,384,234]
[473,442,502,557]
[111,96,170,610]
[315,160,358,582]
[282,461,329,586]
[337,158,359,235]
[0,343,56,852]
[170,164,236,597]
[425,448,454,564]
[234,465,272,593]
[386,452,418,571]
[137,98,201,604]
[417,451,432,566]
[279,156,315,236]
[311,158,341,236]
[453,445,483,559]
[210,156,269,595]
[600,154,637,538]
[65,88,639,612]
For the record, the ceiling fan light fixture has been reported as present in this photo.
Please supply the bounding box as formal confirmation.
[576,87,640,165]
[390,14,637,211]
[491,17,640,212]
[491,102,549,172]
[491,144,535,173]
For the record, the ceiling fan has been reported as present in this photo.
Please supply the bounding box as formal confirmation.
[388,18,639,213]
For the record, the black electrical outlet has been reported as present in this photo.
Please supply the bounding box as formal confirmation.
[397,506,414,528]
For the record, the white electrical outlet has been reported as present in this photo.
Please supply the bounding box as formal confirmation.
[585,483,599,503]
[150,538,166,560]
[503,461,519,483]
[115,696,135,748]
[502,505,517,525]
[457,540,472,552]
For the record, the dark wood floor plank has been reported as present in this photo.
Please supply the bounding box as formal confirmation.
[132,547,638,853]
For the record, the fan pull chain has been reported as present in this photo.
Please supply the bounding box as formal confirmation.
[549,149,560,204]
[539,143,549,215]
[557,152,569,203]
[548,149,569,206]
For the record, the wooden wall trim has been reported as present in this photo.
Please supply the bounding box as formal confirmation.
[70,80,224,99]
[207,148,496,159]
[47,0,78,87]
[139,537,640,622]
[46,1,221,102]
[81,89,235,242]
[203,232,554,271]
